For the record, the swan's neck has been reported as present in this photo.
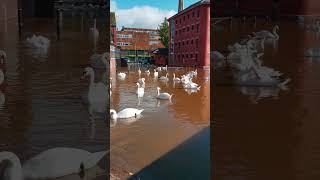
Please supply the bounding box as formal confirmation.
[173,74,175,78]
[157,89,160,96]
[0,152,23,180]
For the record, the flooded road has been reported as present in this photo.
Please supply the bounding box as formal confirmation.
[0,17,108,179]
[213,18,320,180]
[110,66,210,179]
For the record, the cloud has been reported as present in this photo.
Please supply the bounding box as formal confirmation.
[111,0,176,29]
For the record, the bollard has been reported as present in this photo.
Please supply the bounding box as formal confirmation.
[56,9,61,40]
[18,8,22,38]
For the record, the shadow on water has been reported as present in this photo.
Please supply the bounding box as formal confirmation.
[128,127,210,180]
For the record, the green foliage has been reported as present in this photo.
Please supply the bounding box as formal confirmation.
[158,17,169,48]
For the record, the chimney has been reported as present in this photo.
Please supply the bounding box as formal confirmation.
[178,0,184,12]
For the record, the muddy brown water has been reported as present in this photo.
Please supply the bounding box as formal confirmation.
[110,66,210,179]
[213,18,320,180]
[0,17,108,179]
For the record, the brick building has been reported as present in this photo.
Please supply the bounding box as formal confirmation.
[168,0,210,67]
[116,27,164,60]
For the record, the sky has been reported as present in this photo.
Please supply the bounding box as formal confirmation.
[111,0,199,29]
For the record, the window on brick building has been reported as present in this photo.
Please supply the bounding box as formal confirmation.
[195,54,198,61]
[196,39,198,48]
[197,24,199,33]
[180,18,181,23]
[187,14,189,19]
[191,39,193,44]
[187,27,189,32]
[197,10,200,18]
[191,54,193,58]
[193,11,195,17]
[192,25,194,30]
[183,16,185,21]
[186,40,188,45]
[182,54,184,58]
[175,31,177,35]
[186,54,188,58]
[182,41,184,46]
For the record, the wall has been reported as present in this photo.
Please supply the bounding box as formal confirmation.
[0,0,17,21]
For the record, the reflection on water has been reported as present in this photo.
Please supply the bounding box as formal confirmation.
[213,18,320,180]
[110,66,210,178]
[0,17,107,179]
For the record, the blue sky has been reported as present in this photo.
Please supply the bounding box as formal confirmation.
[111,0,199,29]
[114,0,197,11]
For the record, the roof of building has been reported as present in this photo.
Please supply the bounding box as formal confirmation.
[110,12,116,26]
[168,0,210,21]
[152,48,168,55]
[120,27,159,32]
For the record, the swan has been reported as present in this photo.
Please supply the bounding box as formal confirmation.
[181,75,190,84]
[162,65,168,71]
[0,148,106,179]
[183,78,200,89]
[137,78,145,88]
[136,82,144,97]
[253,25,279,40]
[156,67,162,71]
[117,72,126,79]
[0,50,6,64]
[173,73,181,81]
[138,68,141,75]
[156,87,173,100]
[153,69,159,77]
[305,48,320,57]
[89,18,99,44]
[26,35,50,50]
[81,67,108,104]
[145,69,150,75]
[158,73,169,81]
[212,51,226,60]
[110,108,144,119]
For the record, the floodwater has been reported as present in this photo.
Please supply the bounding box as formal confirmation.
[110,66,210,179]
[0,16,108,179]
[213,18,320,180]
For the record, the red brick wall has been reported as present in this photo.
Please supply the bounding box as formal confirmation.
[169,3,210,67]
[0,0,17,21]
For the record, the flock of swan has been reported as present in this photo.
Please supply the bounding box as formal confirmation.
[213,24,291,89]
[110,65,204,125]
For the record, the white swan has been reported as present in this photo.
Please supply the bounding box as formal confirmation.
[145,69,150,74]
[305,48,320,57]
[26,35,50,50]
[138,68,141,75]
[156,67,162,71]
[117,72,126,79]
[89,18,99,44]
[110,108,144,119]
[253,25,279,40]
[212,51,226,60]
[158,73,169,81]
[137,78,145,88]
[0,148,106,179]
[173,73,181,81]
[82,67,108,104]
[136,82,144,97]
[153,69,159,77]
[162,65,168,71]
[156,87,173,100]
[0,50,6,64]
[183,78,200,89]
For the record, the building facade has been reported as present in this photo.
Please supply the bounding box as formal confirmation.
[152,48,168,65]
[168,0,210,67]
[116,27,164,60]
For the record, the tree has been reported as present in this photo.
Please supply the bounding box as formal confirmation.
[158,17,169,48]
